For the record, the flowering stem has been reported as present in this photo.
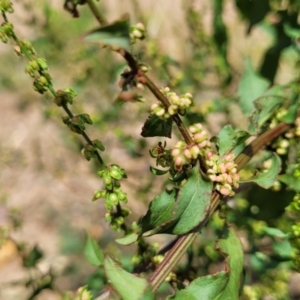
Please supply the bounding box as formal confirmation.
[149,120,293,291]
[1,11,106,170]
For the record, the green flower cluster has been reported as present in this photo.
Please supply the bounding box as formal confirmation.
[131,241,160,266]
[0,21,13,43]
[75,286,93,300]
[25,57,52,94]
[0,0,13,13]
[94,165,128,207]
[93,165,129,231]
[286,193,300,271]
[130,22,146,42]
[151,87,193,120]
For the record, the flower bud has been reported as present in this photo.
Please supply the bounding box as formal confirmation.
[193,131,207,144]
[109,193,119,205]
[171,148,181,157]
[190,145,200,159]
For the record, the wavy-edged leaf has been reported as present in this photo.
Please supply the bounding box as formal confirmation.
[238,59,269,116]
[168,272,228,300]
[279,103,298,124]
[215,223,244,300]
[104,256,153,300]
[169,223,243,300]
[216,125,250,157]
[84,19,130,50]
[115,233,138,245]
[84,234,104,266]
[150,166,169,176]
[278,173,300,192]
[166,168,213,235]
[141,114,173,138]
[245,154,281,189]
[250,86,285,132]
[139,189,177,236]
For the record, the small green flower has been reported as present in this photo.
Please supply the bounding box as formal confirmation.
[0,0,13,13]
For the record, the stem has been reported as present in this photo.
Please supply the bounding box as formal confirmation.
[85,0,107,26]
[149,120,292,291]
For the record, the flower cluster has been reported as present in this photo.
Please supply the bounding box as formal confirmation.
[0,0,13,13]
[25,57,52,94]
[171,123,210,172]
[171,123,239,196]
[286,193,300,271]
[0,21,13,43]
[130,22,146,42]
[206,152,240,196]
[151,87,193,120]
[94,165,129,231]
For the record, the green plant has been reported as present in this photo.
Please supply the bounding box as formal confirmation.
[1,0,300,299]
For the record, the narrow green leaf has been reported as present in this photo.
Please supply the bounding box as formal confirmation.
[279,103,298,124]
[84,234,104,266]
[263,227,288,238]
[215,224,244,300]
[150,166,169,176]
[246,154,281,189]
[272,239,294,259]
[238,59,269,116]
[216,125,250,156]
[115,233,138,245]
[139,189,177,236]
[166,168,213,235]
[168,272,228,300]
[284,23,300,39]
[104,256,152,300]
[141,114,173,138]
[84,19,131,50]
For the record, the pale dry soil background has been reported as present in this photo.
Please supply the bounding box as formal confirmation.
[0,0,298,299]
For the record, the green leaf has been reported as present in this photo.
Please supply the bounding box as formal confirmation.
[272,239,294,259]
[279,103,298,124]
[278,173,300,192]
[263,227,288,238]
[84,234,104,266]
[84,19,131,50]
[139,189,177,236]
[166,168,213,235]
[216,125,250,156]
[215,224,244,300]
[104,256,152,300]
[251,85,285,129]
[284,23,300,39]
[168,272,228,300]
[141,114,173,138]
[150,166,169,176]
[238,59,269,116]
[115,233,138,245]
[245,154,281,189]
